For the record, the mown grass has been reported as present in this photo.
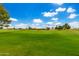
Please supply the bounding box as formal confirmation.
[0,30,79,56]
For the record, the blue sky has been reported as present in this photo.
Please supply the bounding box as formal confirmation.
[3,3,79,28]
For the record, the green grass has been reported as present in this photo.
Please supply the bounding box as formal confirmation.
[0,30,79,56]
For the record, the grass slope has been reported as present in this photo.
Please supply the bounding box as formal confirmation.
[0,30,79,56]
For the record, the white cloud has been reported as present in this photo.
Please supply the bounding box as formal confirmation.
[15,23,28,29]
[69,21,79,29]
[46,22,53,25]
[55,22,62,26]
[31,24,43,28]
[42,12,58,17]
[68,13,78,19]
[3,24,14,29]
[46,22,53,28]
[56,7,66,12]
[33,19,43,23]
[55,3,64,6]
[67,7,76,13]
[8,24,14,28]
[51,18,58,21]
[9,18,18,22]
[46,21,62,27]
[8,26,14,28]
[31,24,36,28]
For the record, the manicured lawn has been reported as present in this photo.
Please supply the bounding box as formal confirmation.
[0,30,79,56]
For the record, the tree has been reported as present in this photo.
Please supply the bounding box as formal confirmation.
[0,4,10,29]
[55,23,71,30]
[28,26,32,30]
[46,27,50,30]
[4,24,9,29]
[55,25,63,30]
[63,23,71,29]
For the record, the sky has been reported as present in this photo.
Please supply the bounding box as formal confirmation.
[2,3,79,29]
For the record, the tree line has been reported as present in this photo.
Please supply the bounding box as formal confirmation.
[27,23,71,30]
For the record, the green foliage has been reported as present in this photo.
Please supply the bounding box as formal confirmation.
[55,23,71,30]
[0,4,10,29]
[28,26,32,30]
[4,24,9,27]
[46,27,50,30]
[55,26,63,30]
[63,23,71,29]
